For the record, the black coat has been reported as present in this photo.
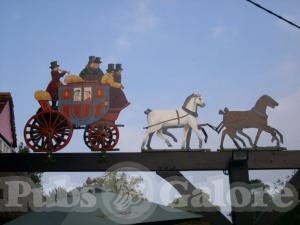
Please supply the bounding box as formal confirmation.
[79,66,104,81]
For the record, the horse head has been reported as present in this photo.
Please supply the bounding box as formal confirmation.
[194,94,206,108]
[259,95,279,109]
[182,93,206,112]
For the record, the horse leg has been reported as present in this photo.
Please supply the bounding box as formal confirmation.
[234,134,247,148]
[274,128,284,144]
[228,132,241,149]
[262,125,280,148]
[238,129,253,147]
[146,132,154,150]
[189,123,203,149]
[198,125,208,143]
[220,129,227,150]
[181,126,190,150]
[162,127,177,143]
[217,124,225,133]
[254,128,262,148]
[186,127,192,150]
[142,126,158,150]
[141,131,150,150]
[157,129,172,147]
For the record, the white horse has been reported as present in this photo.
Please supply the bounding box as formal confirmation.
[141,93,206,150]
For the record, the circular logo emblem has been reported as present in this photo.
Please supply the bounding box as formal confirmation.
[99,162,156,224]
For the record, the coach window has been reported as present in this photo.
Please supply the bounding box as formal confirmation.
[73,88,82,101]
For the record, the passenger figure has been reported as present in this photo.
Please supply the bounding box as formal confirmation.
[79,56,104,81]
[101,64,130,109]
[101,64,124,89]
[46,61,68,108]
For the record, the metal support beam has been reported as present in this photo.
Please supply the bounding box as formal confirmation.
[229,159,253,225]
[156,171,232,225]
[0,151,300,172]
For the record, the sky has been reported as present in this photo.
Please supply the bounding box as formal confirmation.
[1,0,300,218]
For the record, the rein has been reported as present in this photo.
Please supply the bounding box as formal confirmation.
[143,113,189,129]
[143,108,198,129]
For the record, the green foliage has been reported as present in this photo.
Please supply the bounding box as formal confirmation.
[84,172,146,201]
[17,142,30,154]
[17,142,43,185]
[44,186,68,204]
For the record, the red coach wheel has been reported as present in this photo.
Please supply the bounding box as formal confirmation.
[24,111,73,152]
[85,121,119,151]
[83,125,93,150]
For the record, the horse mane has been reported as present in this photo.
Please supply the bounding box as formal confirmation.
[254,95,269,108]
[182,94,197,108]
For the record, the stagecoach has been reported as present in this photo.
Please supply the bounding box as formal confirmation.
[24,81,124,152]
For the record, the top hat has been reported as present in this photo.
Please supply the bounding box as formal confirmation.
[115,63,123,71]
[106,63,115,73]
[88,56,96,64]
[49,61,60,69]
[94,57,103,64]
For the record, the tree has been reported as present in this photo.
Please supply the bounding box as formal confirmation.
[45,186,68,204]
[83,172,146,201]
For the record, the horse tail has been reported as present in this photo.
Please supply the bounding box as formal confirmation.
[144,109,152,115]
[219,107,229,115]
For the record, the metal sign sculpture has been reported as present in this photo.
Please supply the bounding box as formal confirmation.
[141,93,206,151]
[142,94,284,151]
[209,95,284,150]
[24,59,129,153]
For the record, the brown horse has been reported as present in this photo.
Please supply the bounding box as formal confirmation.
[208,95,284,149]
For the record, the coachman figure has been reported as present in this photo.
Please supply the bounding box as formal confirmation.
[46,61,68,108]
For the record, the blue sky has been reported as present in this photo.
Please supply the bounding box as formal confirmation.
[1,0,300,216]
[1,0,300,139]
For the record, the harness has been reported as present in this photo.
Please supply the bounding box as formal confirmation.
[143,108,198,129]
[182,106,198,117]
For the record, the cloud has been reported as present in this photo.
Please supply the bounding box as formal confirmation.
[270,88,300,149]
[278,60,299,77]
[271,59,300,93]
[124,0,159,33]
[115,35,131,51]
[211,25,226,38]
[114,0,160,51]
